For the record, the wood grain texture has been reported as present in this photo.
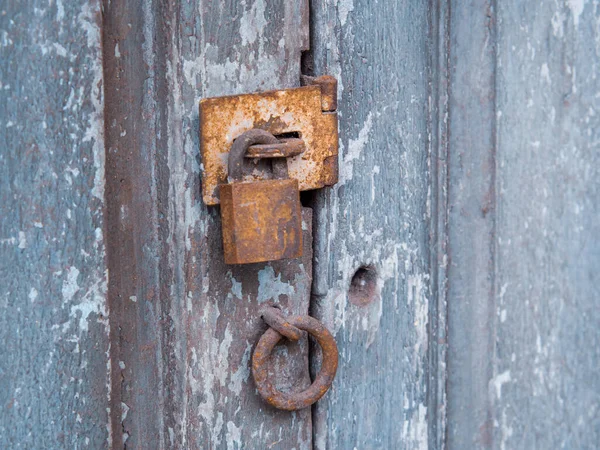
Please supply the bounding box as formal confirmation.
[447,1,600,448]
[103,0,312,447]
[309,1,443,448]
[103,0,166,446]
[445,1,497,447]
[0,0,109,447]
[6,1,598,448]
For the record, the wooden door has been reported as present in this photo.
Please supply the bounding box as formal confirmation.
[1,1,598,449]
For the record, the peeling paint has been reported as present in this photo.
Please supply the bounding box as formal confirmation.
[62,266,81,302]
[64,270,108,333]
[337,0,355,27]
[226,420,242,450]
[257,265,296,303]
[17,231,27,249]
[1,0,110,446]
[491,370,512,399]
[540,63,552,84]
[568,0,588,27]
[239,0,267,46]
[340,111,373,185]
[78,4,105,202]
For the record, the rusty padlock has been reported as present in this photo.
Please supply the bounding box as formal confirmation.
[220,129,303,265]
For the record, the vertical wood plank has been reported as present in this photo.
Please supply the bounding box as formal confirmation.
[310,1,443,448]
[445,1,497,447]
[103,0,313,447]
[0,0,110,447]
[492,2,600,448]
[103,0,165,446]
[428,2,450,448]
[447,1,600,448]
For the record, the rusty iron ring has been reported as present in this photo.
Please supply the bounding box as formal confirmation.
[252,315,338,411]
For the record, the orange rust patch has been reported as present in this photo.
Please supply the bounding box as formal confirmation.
[200,85,338,205]
[220,179,302,265]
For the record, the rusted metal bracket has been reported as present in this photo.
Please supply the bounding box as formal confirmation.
[199,76,339,205]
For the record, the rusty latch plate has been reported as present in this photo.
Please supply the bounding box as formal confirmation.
[199,84,338,205]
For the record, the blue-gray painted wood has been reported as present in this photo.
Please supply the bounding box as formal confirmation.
[0,0,110,447]
[309,1,443,448]
[4,0,599,448]
[446,1,600,448]
[102,0,314,447]
[445,1,497,447]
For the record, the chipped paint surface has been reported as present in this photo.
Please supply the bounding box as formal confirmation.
[339,111,374,185]
[447,1,600,449]
[111,1,314,446]
[568,0,588,26]
[337,0,355,27]
[309,1,434,448]
[3,0,596,448]
[0,0,109,447]
[181,210,314,448]
[257,265,297,303]
[491,2,600,448]
[490,371,512,400]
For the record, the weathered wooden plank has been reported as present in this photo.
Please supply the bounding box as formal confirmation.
[0,0,109,447]
[445,1,497,447]
[103,0,313,447]
[428,2,450,448]
[310,1,440,448]
[188,209,314,448]
[492,2,600,448]
[103,0,166,446]
[447,1,600,448]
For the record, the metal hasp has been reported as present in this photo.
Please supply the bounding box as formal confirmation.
[200,75,338,264]
[219,129,303,265]
[252,306,339,411]
[199,75,339,206]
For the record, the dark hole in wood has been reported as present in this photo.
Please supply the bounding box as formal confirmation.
[348,265,378,306]
[301,49,315,76]
[274,131,301,139]
[300,190,316,208]
[244,131,301,179]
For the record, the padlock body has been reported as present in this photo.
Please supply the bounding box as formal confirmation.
[220,179,303,264]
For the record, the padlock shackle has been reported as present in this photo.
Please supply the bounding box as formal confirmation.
[228,129,289,182]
